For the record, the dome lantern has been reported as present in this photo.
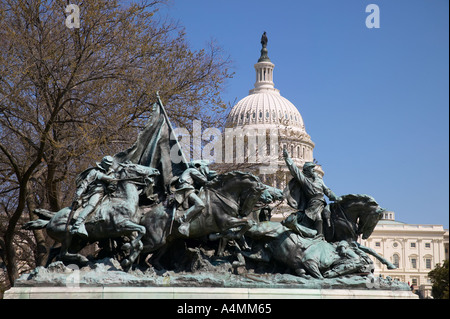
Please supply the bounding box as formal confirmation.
[226,33,306,131]
[251,32,278,95]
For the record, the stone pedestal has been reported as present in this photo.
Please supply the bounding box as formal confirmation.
[4,286,418,299]
[5,260,418,299]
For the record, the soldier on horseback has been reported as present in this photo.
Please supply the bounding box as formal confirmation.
[70,155,118,238]
[172,160,217,236]
[283,149,342,238]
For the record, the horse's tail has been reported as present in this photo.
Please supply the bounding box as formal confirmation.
[22,208,55,230]
[33,208,57,220]
[23,219,49,230]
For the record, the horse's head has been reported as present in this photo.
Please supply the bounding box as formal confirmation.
[212,171,266,217]
[337,194,384,240]
[118,162,160,178]
[240,180,266,217]
[360,206,384,239]
[117,162,160,190]
[259,185,284,204]
[358,204,384,240]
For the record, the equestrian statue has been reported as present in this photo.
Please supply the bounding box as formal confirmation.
[24,92,395,282]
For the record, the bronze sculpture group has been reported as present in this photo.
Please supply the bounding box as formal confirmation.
[24,95,396,281]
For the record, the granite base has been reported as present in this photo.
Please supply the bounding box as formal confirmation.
[4,286,418,299]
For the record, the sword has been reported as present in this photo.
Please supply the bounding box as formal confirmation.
[169,204,176,235]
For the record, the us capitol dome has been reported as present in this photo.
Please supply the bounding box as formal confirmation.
[225,33,324,196]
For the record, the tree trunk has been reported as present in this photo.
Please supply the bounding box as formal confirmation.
[4,199,25,285]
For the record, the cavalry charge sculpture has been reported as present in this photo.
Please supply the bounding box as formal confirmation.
[24,93,396,283]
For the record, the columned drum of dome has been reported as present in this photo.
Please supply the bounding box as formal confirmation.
[225,33,323,205]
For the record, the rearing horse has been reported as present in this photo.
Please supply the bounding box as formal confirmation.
[325,194,397,269]
[140,171,282,266]
[288,193,396,269]
[24,163,160,269]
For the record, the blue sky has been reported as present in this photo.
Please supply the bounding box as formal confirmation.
[161,0,449,228]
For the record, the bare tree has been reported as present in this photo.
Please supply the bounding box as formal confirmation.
[0,0,232,287]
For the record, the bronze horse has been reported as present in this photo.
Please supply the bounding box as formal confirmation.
[23,163,160,269]
[326,194,396,269]
[244,221,374,278]
[139,171,283,267]
[284,193,396,270]
[241,194,394,278]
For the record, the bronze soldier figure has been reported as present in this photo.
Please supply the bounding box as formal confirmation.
[70,155,117,237]
[283,149,341,237]
[173,160,217,236]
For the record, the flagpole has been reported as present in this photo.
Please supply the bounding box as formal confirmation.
[156,92,190,169]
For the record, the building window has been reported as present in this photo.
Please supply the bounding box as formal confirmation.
[393,254,400,268]
[411,258,417,269]
[375,242,381,247]
[425,242,431,249]
[410,242,416,248]
[393,242,398,248]
[425,258,432,269]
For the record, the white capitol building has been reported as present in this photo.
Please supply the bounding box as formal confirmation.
[224,34,448,298]
[360,211,448,298]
